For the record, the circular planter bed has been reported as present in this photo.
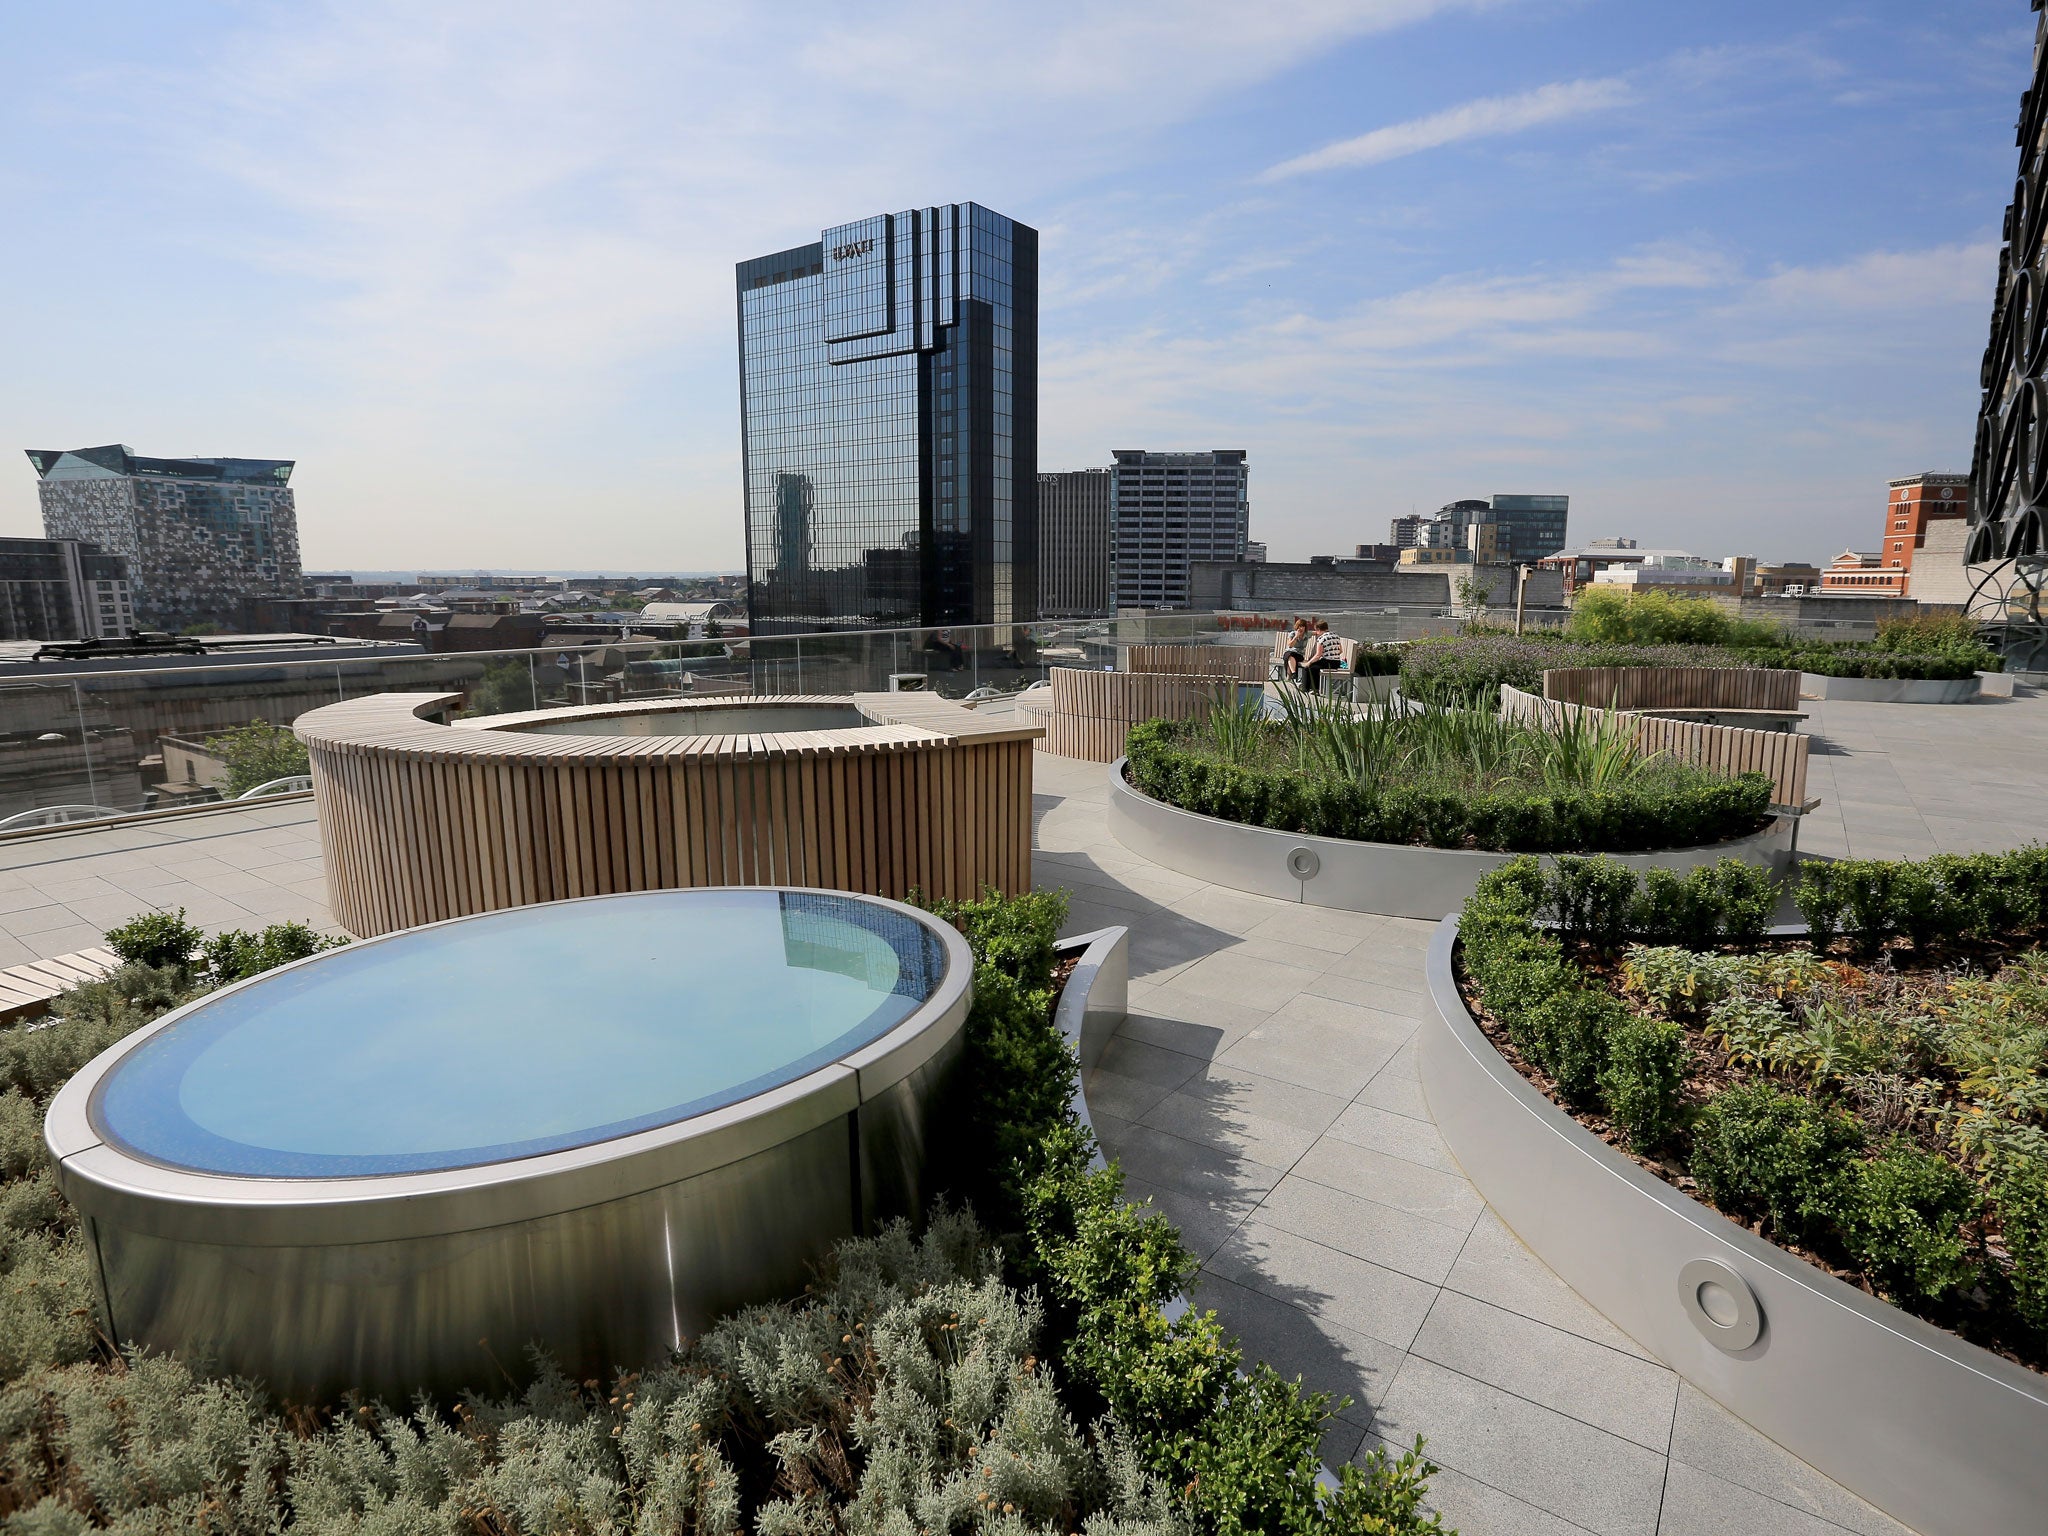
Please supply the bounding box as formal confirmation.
[1419,915,2048,1536]
[1800,672,1982,704]
[1107,758,1794,920]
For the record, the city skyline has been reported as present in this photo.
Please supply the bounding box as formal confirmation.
[0,1,2025,570]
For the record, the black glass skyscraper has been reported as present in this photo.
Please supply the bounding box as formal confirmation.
[736,204,1038,632]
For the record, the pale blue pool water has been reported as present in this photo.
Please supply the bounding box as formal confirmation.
[92,890,949,1178]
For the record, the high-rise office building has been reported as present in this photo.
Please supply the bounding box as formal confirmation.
[0,537,133,641]
[1490,494,1570,564]
[736,203,1038,631]
[1111,450,1249,609]
[1038,468,1112,617]
[26,445,300,630]
[1390,495,1568,565]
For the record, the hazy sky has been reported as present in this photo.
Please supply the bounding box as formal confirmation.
[0,1,2028,571]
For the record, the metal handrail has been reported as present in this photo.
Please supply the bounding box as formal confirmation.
[236,775,314,799]
[0,804,125,831]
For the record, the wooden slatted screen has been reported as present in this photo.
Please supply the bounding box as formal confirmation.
[1033,667,1235,762]
[1125,644,1272,681]
[300,693,1042,938]
[1542,666,1802,712]
[1501,684,1809,806]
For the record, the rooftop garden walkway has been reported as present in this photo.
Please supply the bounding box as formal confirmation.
[2,693,2046,1531]
[1040,687,2048,1536]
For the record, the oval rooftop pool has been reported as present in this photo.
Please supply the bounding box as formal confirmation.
[47,888,971,1400]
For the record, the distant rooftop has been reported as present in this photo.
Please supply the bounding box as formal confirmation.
[24,445,294,485]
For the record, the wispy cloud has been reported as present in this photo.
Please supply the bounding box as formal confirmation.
[1751,241,1998,311]
[1260,76,1636,180]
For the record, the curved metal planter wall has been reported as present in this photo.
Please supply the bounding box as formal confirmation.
[1419,916,2048,1536]
[298,692,1040,937]
[1106,760,1795,920]
[46,890,974,1404]
[1055,925,1131,1170]
[1800,673,1982,704]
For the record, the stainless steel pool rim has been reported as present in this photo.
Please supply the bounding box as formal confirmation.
[45,887,973,1248]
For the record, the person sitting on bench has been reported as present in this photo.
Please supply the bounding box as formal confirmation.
[1301,619,1346,695]
[1279,617,1311,685]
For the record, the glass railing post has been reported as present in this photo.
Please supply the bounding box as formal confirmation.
[71,681,99,808]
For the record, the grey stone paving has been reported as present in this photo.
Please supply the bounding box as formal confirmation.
[1797,690,2048,859]
[0,799,335,962]
[1030,714,2001,1536]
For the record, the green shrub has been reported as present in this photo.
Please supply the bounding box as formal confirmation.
[1526,989,1627,1105]
[1547,855,1638,953]
[1626,868,1719,951]
[103,908,204,970]
[202,921,346,985]
[925,885,1067,993]
[1600,1017,1687,1150]
[1353,643,1403,677]
[0,1089,45,1182]
[1996,1157,2048,1336]
[1693,859,1777,946]
[1465,929,1575,1053]
[1841,1140,1979,1304]
[1567,587,1784,648]
[1793,847,2048,955]
[1689,1083,1863,1245]
[203,718,311,797]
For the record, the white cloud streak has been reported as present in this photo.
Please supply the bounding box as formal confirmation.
[1261,76,1636,180]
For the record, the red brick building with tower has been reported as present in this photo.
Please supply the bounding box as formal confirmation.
[1820,473,1968,597]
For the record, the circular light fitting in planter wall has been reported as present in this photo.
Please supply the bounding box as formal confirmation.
[1679,1258,1763,1352]
[1286,846,1322,881]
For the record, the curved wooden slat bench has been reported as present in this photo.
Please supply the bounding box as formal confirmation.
[297,692,1041,938]
[1542,665,1802,715]
[1030,667,1235,763]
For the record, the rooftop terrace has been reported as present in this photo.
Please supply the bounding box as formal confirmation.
[6,690,2048,1531]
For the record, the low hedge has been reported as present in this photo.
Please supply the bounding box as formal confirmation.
[1397,635,1741,705]
[1401,632,1999,703]
[1728,646,1988,681]
[1793,846,2048,956]
[1125,718,1773,854]
[1457,852,2048,1355]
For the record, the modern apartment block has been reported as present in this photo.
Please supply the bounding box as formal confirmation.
[736,203,1038,632]
[1111,449,1249,609]
[26,445,301,630]
[0,536,134,642]
[1038,468,1112,617]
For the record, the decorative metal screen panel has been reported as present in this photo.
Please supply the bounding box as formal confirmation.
[1969,10,2048,666]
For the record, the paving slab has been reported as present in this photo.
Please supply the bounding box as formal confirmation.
[1370,1355,1668,1536]
[1409,1288,1679,1453]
